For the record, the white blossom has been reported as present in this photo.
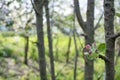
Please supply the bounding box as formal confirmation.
[1,0,5,3]
[0,0,5,8]
[84,52,89,55]
[0,10,5,20]
[5,18,12,23]
[1,6,9,14]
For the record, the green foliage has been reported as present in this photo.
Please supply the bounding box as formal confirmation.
[6,20,14,27]
[0,32,120,80]
[116,13,120,17]
[115,58,120,80]
[29,46,38,61]
[87,53,98,60]
[97,43,106,53]
[65,14,74,21]
[0,31,15,37]
[0,45,14,57]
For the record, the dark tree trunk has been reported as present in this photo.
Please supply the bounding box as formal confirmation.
[44,0,56,80]
[66,36,71,63]
[73,10,79,80]
[104,0,115,80]
[33,0,47,80]
[74,0,95,80]
[84,40,94,80]
[24,35,29,65]
[84,1,95,80]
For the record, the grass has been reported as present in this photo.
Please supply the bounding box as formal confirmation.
[0,32,120,80]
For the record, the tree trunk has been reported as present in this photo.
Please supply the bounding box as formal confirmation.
[84,1,95,80]
[24,35,29,65]
[73,10,79,80]
[84,39,94,80]
[33,0,47,80]
[74,0,95,80]
[104,0,115,80]
[44,0,56,80]
[66,36,71,63]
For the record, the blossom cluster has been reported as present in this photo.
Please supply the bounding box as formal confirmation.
[84,42,98,60]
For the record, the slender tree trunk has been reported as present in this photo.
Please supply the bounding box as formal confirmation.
[73,33,79,80]
[44,0,55,80]
[55,35,59,60]
[33,0,47,80]
[24,35,29,65]
[83,0,95,80]
[104,0,115,80]
[66,36,71,63]
[84,1,95,80]
[73,10,79,80]
[74,0,95,80]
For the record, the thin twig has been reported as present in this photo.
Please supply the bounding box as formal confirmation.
[94,12,104,30]
[73,4,79,80]
[55,63,68,78]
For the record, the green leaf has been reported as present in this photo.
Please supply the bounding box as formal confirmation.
[98,43,106,52]
[87,53,98,60]
[116,13,120,17]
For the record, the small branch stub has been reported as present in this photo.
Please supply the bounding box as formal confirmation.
[110,32,120,40]
[98,54,110,62]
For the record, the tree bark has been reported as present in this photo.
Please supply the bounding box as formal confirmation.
[104,0,115,80]
[44,0,56,80]
[24,35,29,65]
[74,0,95,80]
[33,0,47,80]
[66,36,71,63]
[84,0,95,80]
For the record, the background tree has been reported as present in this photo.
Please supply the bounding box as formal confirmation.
[44,0,55,80]
[104,0,115,80]
[33,0,47,80]
[104,0,120,80]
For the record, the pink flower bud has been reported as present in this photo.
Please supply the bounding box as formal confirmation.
[89,50,92,54]
[85,44,91,49]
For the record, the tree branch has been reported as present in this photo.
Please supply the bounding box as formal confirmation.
[30,0,38,14]
[79,33,87,37]
[55,63,68,78]
[110,32,120,40]
[74,0,86,31]
[98,54,110,62]
[94,12,103,30]
[32,0,45,14]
